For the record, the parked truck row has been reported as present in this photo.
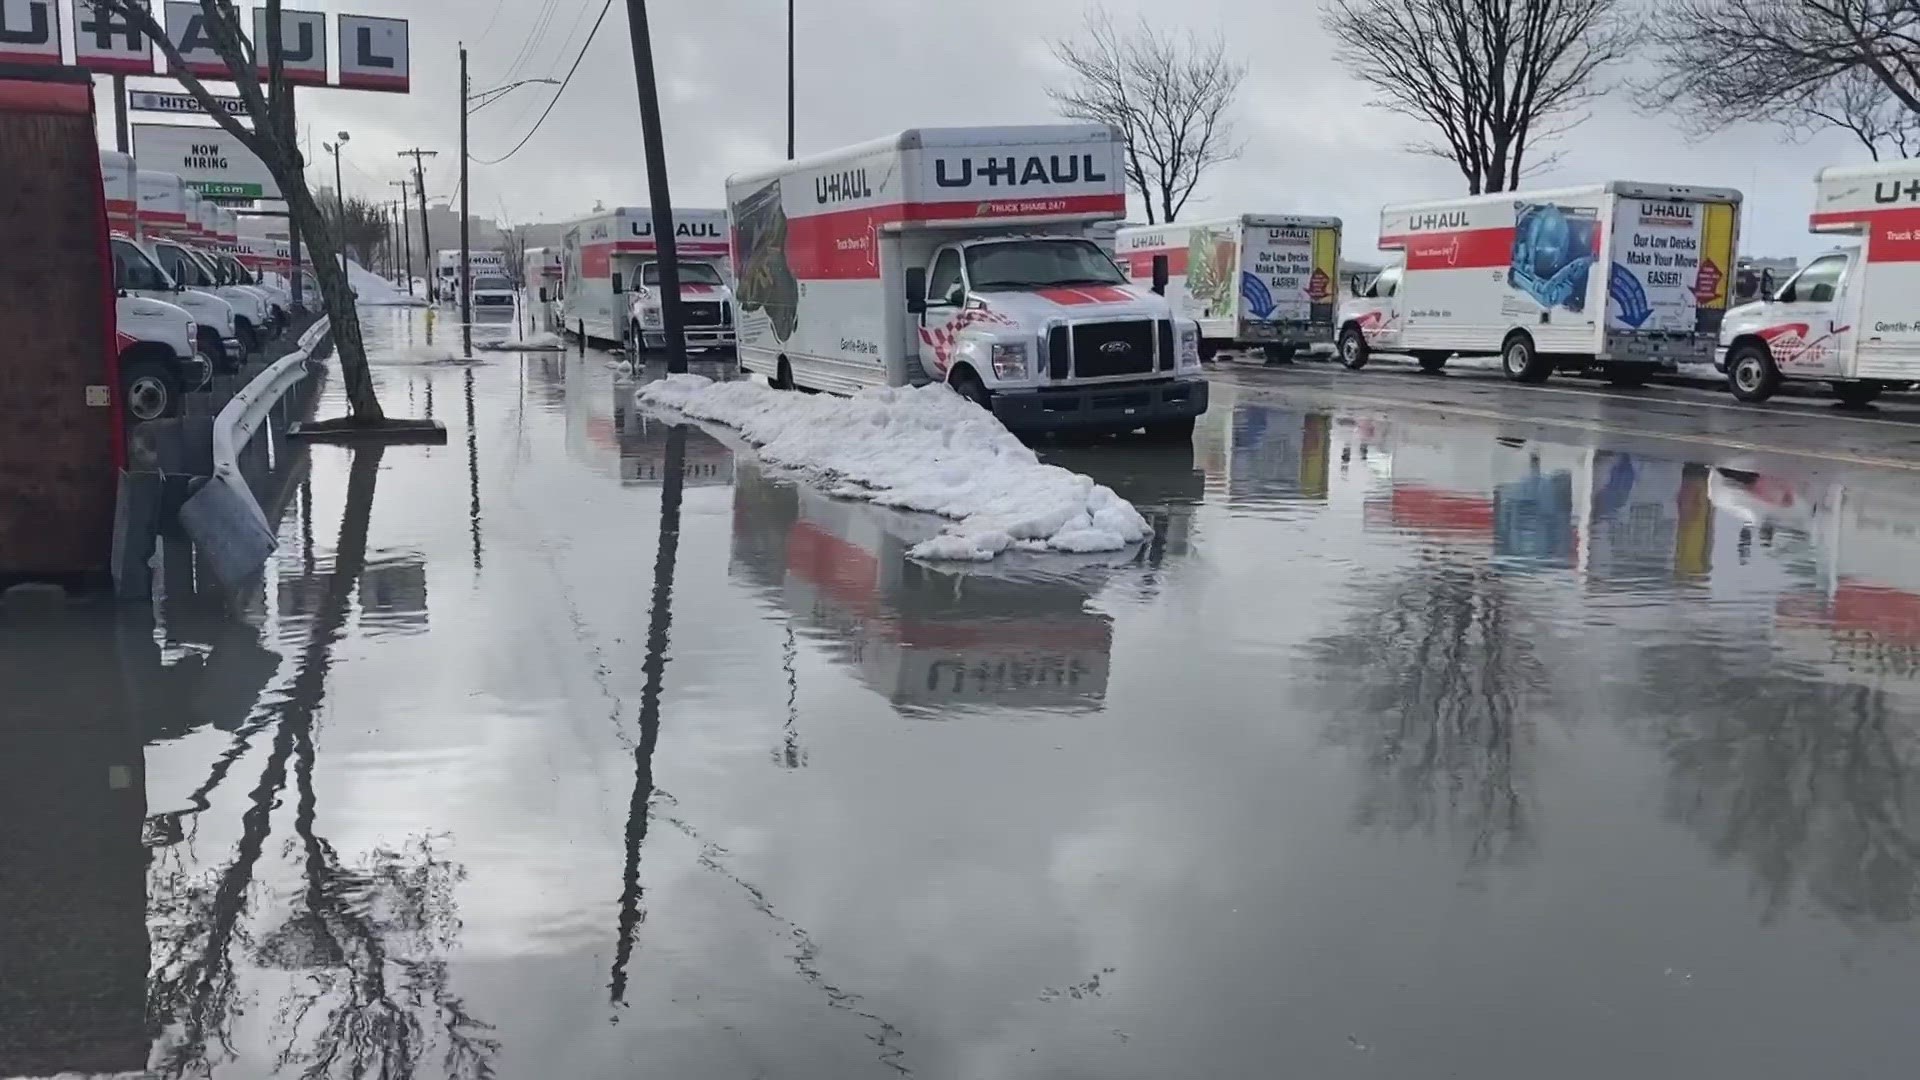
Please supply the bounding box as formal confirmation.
[521,125,1920,437]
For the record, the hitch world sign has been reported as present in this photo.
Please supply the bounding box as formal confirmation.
[133,122,279,200]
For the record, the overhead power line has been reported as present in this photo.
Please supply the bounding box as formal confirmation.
[471,0,616,166]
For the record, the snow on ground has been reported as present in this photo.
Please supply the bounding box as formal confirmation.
[475,331,565,351]
[637,375,1151,561]
[347,259,427,306]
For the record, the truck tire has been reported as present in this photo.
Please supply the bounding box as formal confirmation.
[200,327,233,373]
[1338,326,1370,370]
[1726,341,1779,403]
[1415,351,1449,373]
[236,319,259,357]
[1500,332,1550,383]
[629,321,649,356]
[1146,416,1196,443]
[950,369,991,410]
[1263,345,1296,364]
[1199,339,1221,364]
[120,360,179,422]
[1832,380,1884,408]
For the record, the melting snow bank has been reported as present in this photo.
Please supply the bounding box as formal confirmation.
[638,375,1151,561]
[475,331,565,351]
[346,259,428,306]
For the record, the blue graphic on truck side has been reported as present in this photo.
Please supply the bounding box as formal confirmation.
[1240,272,1274,319]
[1607,262,1653,328]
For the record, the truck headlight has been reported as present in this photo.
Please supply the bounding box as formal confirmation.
[640,306,663,328]
[990,342,1029,380]
[1179,326,1200,367]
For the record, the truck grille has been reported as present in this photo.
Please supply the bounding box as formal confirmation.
[683,301,726,326]
[1046,320,1157,379]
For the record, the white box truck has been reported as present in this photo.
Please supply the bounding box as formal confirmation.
[1337,182,1742,384]
[1116,214,1341,362]
[727,124,1207,437]
[523,246,564,329]
[558,206,734,351]
[1719,160,1920,406]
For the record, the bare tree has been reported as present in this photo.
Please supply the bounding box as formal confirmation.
[1641,0,1920,160]
[339,197,390,269]
[93,0,383,422]
[1047,9,1245,224]
[1322,0,1634,194]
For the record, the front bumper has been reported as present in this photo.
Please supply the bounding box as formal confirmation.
[1241,321,1330,347]
[219,335,244,364]
[643,327,735,350]
[992,377,1209,433]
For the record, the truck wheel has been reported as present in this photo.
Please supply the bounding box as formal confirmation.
[1605,363,1650,388]
[1338,327,1370,370]
[1415,351,1448,373]
[1726,342,1779,403]
[1833,380,1884,408]
[1263,345,1296,364]
[121,361,178,422]
[236,320,259,357]
[1501,333,1550,383]
[628,321,649,356]
[200,327,233,373]
[950,370,991,410]
[1199,339,1221,364]
[1146,416,1196,443]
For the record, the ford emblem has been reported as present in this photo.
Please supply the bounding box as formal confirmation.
[1099,341,1130,354]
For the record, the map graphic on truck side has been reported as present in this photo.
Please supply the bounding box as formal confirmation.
[731,178,800,342]
[1186,227,1236,320]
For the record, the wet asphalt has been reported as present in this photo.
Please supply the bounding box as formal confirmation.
[7,306,1920,1078]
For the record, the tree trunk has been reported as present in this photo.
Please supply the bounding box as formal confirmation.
[281,175,384,422]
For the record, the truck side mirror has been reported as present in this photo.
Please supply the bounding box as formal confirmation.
[905,267,926,314]
[1151,254,1169,296]
[1350,274,1363,297]
[611,272,624,294]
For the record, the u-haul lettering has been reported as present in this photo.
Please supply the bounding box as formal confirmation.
[1409,210,1469,231]
[933,153,1108,188]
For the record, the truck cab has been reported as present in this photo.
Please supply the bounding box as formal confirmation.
[1719,245,1882,405]
[1337,259,1406,368]
[905,234,1204,435]
[113,236,241,373]
[106,240,211,420]
[466,272,517,313]
[146,236,263,362]
[623,258,734,352]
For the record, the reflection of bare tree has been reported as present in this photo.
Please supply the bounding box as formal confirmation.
[1310,560,1548,870]
[145,447,496,1077]
[1630,644,1920,928]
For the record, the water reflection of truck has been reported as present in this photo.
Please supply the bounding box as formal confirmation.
[1714,469,1920,693]
[1372,428,1713,580]
[561,363,735,485]
[729,461,1116,713]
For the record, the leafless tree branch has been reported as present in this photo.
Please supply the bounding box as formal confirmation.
[1046,8,1245,223]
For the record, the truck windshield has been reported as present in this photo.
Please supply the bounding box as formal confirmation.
[641,262,725,286]
[190,249,231,284]
[158,244,210,287]
[964,239,1126,291]
[472,275,512,291]
[220,255,255,284]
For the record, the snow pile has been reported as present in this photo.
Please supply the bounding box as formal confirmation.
[475,331,565,352]
[346,259,427,306]
[637,375,1151,561]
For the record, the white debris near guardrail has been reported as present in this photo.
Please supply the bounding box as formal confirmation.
[178,317,330,586]
[637,374,1151,561]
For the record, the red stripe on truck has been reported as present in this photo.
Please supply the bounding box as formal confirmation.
[1381,226,1516,271]
[1810,206,1920,263]
[778,193,1128,280]
[1123,248,1189,278]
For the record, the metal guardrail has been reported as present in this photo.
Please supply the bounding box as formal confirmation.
[179,317,330,586]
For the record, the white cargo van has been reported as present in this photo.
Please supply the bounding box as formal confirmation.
[558,206,734,351]
[126,168,244,368]
[1338,182,1742,383]
[1719,161,1920,406]
[1117,214,1341,362]
[727,124,1207,437]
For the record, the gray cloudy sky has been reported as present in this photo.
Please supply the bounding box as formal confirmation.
[104,0,1877,257]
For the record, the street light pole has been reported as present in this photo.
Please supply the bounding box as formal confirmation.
[621,0,688,373]
[459,44,472,356]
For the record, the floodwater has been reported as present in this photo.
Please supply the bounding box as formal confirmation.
[7,306,1920,1078]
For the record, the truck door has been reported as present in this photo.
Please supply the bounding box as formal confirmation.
[1768,253,1849,376]
[917,247,967,379]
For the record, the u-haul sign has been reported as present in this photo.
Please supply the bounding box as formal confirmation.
[337,14,407,91]
[252,7,327,85]
[0,0,61,67]
[73,0,155,75]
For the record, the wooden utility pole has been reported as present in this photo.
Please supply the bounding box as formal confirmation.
[397,148,439,301]
[389,178,413,294]
[621,0,687,372]
[459,44,472,356]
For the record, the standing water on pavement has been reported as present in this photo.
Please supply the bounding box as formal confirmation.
[4,306,1920,1079]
